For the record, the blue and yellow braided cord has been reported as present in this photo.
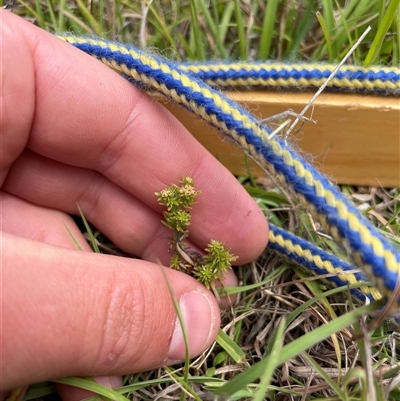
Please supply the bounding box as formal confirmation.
[268,223,383,303]
[181,61,400,95]
[56,34,400,306]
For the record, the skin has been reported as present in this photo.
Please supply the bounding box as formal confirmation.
[0,9,269,398]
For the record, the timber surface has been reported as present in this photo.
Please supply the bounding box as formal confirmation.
[159,91,400,187]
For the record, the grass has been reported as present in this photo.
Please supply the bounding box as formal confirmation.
[8,0,400,400]
[8,0,400,63]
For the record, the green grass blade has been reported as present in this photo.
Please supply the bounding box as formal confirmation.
[244,186,288,205]
[233,0,247,59]
[337,0,359,20]
[99,0,106,37]
[57,0,67,31]
[34,0,46,28]
[105,376,224,395]
[63,223,83,251]
[394,4,400,64]
[258,0,279,59]
[190,0,205,60]
[58,8,93,33]
[303,352,347,399]
[364,0,400,66]
[177,32,195,59]
[157,266,191,392]
[210,0,228,58]
[45,0,57,29]
[342,368,368,400]
[23,383,57,400]
[333,0,354,60]
[214,302,378,396]
[321,0,335,33]
[216,329,247,364]
[252,318,285,401]
[164,367,203,401]
[218,1,234,45]
[197,0,227,58]
[74,0,103,36]
[76,204,100,253]
[378,0,386,26]
[287,0,316,60]
[54,378,129,401]
[316,11,334,60]
[219,265,288,296]
[18,1,39,22]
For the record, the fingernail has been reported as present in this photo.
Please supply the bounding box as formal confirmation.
[167,291,215,361]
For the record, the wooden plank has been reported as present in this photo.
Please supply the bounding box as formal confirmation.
[159,91,400,187]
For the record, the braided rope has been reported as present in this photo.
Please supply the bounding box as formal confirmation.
[57,34,400,305]
[180,62,400,95]
[268,223,382,303]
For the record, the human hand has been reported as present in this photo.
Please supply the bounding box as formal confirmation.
[0,9,268,397]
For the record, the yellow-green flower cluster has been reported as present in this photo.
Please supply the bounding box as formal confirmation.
[156,177,237,289]
[156,177,200,234]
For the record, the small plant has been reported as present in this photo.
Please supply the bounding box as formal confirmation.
[155,177,237,290]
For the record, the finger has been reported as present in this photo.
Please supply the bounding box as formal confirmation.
[0,12,35,185]
[1,10,268,262]
[3,150,170,260]
[0,194,123,401]
[2,233,220,391]
[0,151,175,267]
[0,191,91,251]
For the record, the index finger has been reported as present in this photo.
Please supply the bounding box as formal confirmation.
[1,10,268,261]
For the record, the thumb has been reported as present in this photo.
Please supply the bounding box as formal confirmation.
[2,233,220,391]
